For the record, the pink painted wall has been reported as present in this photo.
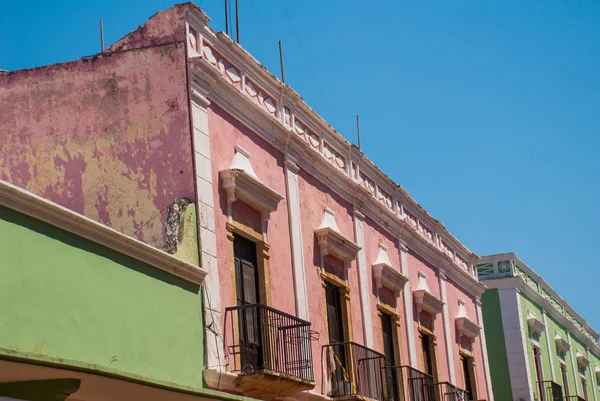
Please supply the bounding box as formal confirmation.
[446,279,489,399]
[0,42,194,249]
[362,215,410,365]
[207,104,296,317]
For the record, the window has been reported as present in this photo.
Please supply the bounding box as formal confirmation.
[461,355,477,400]
[560,364,570,397]
[533,346,545,401]
[421,332,436,379]
[581,377,588,401]
[325,282,348,396]
[381,313,398,401]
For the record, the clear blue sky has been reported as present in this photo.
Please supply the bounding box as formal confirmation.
[1,1,599,329]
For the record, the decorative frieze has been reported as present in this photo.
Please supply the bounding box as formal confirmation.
[189,22,478,284]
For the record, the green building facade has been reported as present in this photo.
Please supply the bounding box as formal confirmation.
[478,253,600,401]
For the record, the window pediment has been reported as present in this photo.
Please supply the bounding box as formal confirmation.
[576,351,590,370]
[555,333,570,354]
[413,272,444,315]
[220,146,283,219]
[315,208,360,263]
[527,311,545,336]
[372,243,408,297]
[455,300,480,339]
[595,366,600,382]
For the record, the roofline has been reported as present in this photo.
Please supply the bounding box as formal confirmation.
[0,180,206,285]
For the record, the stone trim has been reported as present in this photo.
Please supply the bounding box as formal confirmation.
[373,243,409,297]
[353,210,374,348]
[186,7,484,299]
[0,180,206,285]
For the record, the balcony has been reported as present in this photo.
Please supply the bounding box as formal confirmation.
[224,303,316,397]
[385,365,435,401]
[433,382,470,401]
[537,380,564,401]
[566,396,586,401]
[323,342,386,400]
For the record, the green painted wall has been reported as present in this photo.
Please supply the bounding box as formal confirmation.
[481,289,513,401]
[0,206,205,389]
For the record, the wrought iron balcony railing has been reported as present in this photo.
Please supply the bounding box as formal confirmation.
[224,303,316,382]
[323,342,386,399]
[537,380,564,401]
[384,365,435,401]
[434,382,470,401]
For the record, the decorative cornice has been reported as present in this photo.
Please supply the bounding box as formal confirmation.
[185,9,482,294]
[456,300,480,340]
[527,311,546,336]
[576,351,590,370]
[555,333,570,354]
[373,244,408,297]
[219,146,284,220]
[414,272,444,315]
[315,227,360,263]
[0,180,206,284]
[479,253,600,350]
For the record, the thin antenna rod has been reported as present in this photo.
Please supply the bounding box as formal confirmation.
[279,41,285,84]
[235,0,240,43]
[356,115,361,150]
[100,20,104,52]
[225,0,229,36]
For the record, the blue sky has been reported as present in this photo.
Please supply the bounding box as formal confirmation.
[1,1,599,329]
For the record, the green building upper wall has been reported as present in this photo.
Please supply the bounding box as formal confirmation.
[0,204,205,389]
[479,253,600,400]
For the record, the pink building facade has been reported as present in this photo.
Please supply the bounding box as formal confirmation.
[0,4,493,401]
[185,6,493,401]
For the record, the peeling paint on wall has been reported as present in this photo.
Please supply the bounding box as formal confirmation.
[0,43,195,249]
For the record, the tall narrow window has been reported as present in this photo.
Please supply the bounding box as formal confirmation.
[461,355,477,401]
[560,364,570,397]
[381,313,398,401]
[533,346,545,401]
[581,377,588,401]
[421,333,435,378]
[325,282,347,396]
[234,234,261,370]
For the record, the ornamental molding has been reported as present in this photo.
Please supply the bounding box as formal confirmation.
[456,300,480,340]
[0,180,207,284]
[186,8,483,294]
[373,243,408,297]
[315,208,360,263]
[527,311,545,336]
[219,145,284,220]
[479,254,600,353]
[555,333,570,354]
[595,366,600,382]
[576,351,590,370]
[413,272,444,316]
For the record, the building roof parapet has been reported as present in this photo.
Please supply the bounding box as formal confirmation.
[185,4,480,289]
[478,253,600,354]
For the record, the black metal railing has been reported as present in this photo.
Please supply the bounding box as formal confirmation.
[537,380,564,401]
[224,303,315,382]
[323,342,386,399]
[384,365,435,401]
[565,396,585,401]
[434,382,470,401]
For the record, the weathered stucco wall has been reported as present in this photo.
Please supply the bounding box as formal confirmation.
[0,42,194,249]
[0,205,204,389]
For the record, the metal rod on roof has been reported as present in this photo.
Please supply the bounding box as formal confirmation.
[100,20,104,52]
[356,115,361,150]
[279,41,285,84]
[235,0,240,43]
[224,0,229,36]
